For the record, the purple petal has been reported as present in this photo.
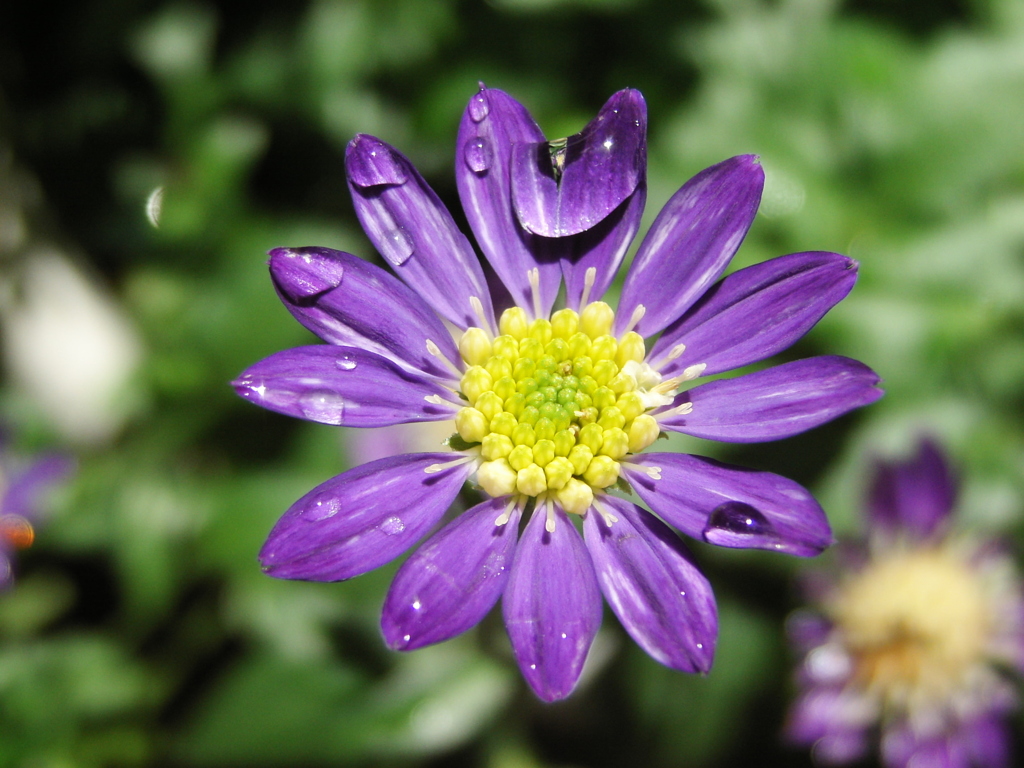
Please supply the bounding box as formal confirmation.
[346,134,494,330]
[382,496,522,651]
[962,716,1011,768]
[785,687,870,762]
[868,438,957,540]
[583,496,716,673]
[268,247,461,381]
[1,454,75,520]
[503,505,602,701]
[659,356,883,443]
[259,453,471,581]
[615,155,765,337]
[882,726,969,768]
[622,453,833,556]
[650,251,858,378]
[511,89,646,238]
[455,86,561,318]
[561,184,646,310]
[233,346,457,427]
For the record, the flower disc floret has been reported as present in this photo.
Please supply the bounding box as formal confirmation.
[457,302,654,511]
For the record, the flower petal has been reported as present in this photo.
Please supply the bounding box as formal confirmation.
[622,453,833,556]
[659,356,883,443]
[259,453,471,581]
[785,687,872,762]
[382,496,522,651]
[615,155,764,337]
[233,346,458,427]
[346,134,493,330]
[583,496,716,673]
[868,438,957,540]
[1,453,75,519]
[268,246,461,381]
[650,251,858,377]
[510,89,646,238]
[561,184,646,310]
[503,505,602,701]
[455,86,561,318]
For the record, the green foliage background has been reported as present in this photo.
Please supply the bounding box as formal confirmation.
[2,0,1023,765]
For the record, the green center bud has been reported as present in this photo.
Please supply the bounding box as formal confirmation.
[455,302,664,515]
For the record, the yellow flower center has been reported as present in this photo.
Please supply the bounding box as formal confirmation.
[454,302,662,515]
[831,545,992,707]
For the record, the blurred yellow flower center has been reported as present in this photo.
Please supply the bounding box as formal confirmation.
[454,302,663,515]
[831,546,991,705]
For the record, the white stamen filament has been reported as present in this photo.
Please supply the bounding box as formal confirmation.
[660,401,693,418]
[469,296,494,337]
[680,363,706,382]
[623,304,646,334]
[621,461,662,481]
[425,339,464,378]
[424,455,477,474]
[495,496,521,526]
[579,267,597,309]
[667,343,686,361]
[527,268,542,320]
[591,497,619,528]
[544,496,557,533]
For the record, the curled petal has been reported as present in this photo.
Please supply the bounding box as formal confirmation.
[561,184,646,310]
[455,86,561,318]
[583,496,716,673]
[503,504,602,701]
[269,247,461,381]
[659,356,883,443]
[259,453,472,581]
[382,496,522,651]
[868,438,957,540]
[651,251,858,378]
[622,453,833,556]
[511,89,646,238]
[233,346,458,427]
[346,134,493,330]
[616,155,764,337]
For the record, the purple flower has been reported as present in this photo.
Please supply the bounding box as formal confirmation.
[785,440,1024,767]
[0,435,74,589]
[234,85,882,701]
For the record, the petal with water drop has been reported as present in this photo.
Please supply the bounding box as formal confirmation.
[259,453,471,581]
[233,346,457,427]
[503,503,602,701]
[382,496,522,650]
[346,134,493,330]
[583,496,716,673]
[622,453,832,556]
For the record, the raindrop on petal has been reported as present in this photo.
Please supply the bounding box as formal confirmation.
[379,228,414,266]
[335,357,357,371]
[463,136,493,173]
[380,516,405,535]
[298,390,345,424]
[468,91,490,122]
[702,501,779,548]
[303,497,342,522]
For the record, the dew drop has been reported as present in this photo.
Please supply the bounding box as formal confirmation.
[468,91,490,122]
[412,599,422,610]
[380,516,406,535]
[303,497,342,521]
[335,357,357,371]
[701,501,779,548]
[379,228,414,266]
[298,390,345,424]
[463,136,493,173]
[403,634,411,643]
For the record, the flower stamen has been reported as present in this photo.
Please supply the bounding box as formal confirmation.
[579,267,597,309]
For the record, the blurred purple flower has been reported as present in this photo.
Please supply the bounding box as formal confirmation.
[786,439,1024,767]
[234,85,882,701]
[0,435,74,589]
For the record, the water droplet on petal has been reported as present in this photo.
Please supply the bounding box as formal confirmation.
[463,136,493,173]
[298,390,345,424]
[412,599,422,610]
[335,357,357,371]
[403,634,411,643]
[468,91,490,122]
[380,516,405,535]
[379,228,414,266]
[303,497,342,521]
[702,501,778,548]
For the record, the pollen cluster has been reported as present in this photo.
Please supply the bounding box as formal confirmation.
[454,303,662,515]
